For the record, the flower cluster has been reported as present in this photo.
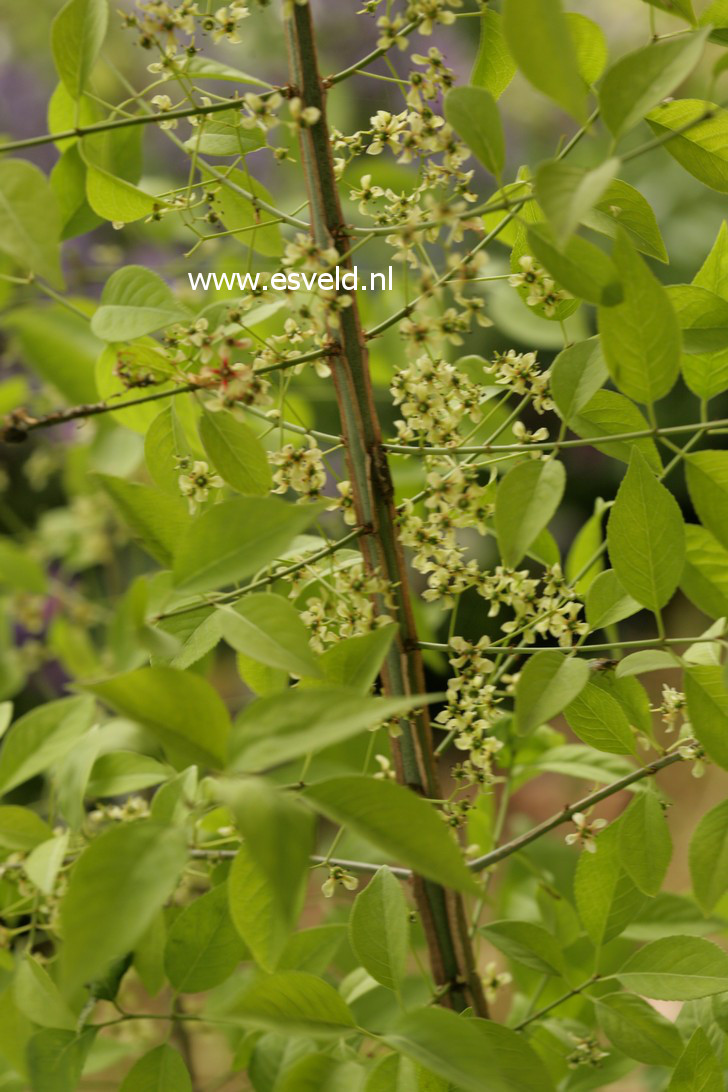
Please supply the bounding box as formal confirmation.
[658,685,686,731]
[434,637,504,786]
[566,1037,610,1070]
[124,1,250,49]
[509,255,571,318]
[177,458,224,513]
[296,562,394,652]
[484,350,554,414]
[270,440,327,500]
[391,356,482,445]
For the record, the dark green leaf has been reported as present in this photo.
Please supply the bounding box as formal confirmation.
[119,1044,192,1092]
[616,935,728,999]
[302,776,479,896]
[689,799,728,912]
[173,497,325,593]
[349,867,409,991]
[599,31,708,138]
[502,0,586,121]
[85,665,231,768]
[384,1008,555,1092]
[164,882,247,992]
[515,651,590,736]
[598,232,680,403]
[647,99,728,192]
[607,449,685,610]
[444,87,504,178]
[60,821,187,992]
[199,408,273,496]
[618,792,672,895]
[495,458,565,567]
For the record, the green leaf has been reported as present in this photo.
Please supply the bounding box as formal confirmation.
[183,111,266,157]
[647,99,728,193]
[0,695,94,796]
[479,920,565,976]
[618,792,672,895]
[616,935,728,999]
[199,409,272,496]
[302,776,479,896]
[60,821,186,992]
[502,0,586,121]
[535,159,618,245]
[598,232,681,403]
[232,688,427,772]
[85,666,231,768]
[693,219,728,299]
[550,337,608,421]
[14,957,77,1032]
[24,832,69,896]
[568,390,661,470]
[607,449,685,611]
[86,752,171,798]
[218,595,321,678]
[0,807,52,851]
[526,223,622,306]
[164,882,246,992]
[681,524,728,620]
[0,160,63,288]
[599,31,708,139]
[182,55,269,85]
[0,539,47,595]
[96,475,188,567]
[684,665,728,769]
[666,284,728,353]
[565,682,636,754]
[233,972,356,1038]
[643,0,696,23]
[119,1044,192,1092]
[85,163,164,223]
[684,451,728,550]
[144,404,189,495]
[51,0,107,99]
[586,569,642,631]
[567,12,609,85]
[310,625,397,693]
[596,993,684,1066]
[91,266,190,341]
[225,778,313,950]
[689,799,728,913]
[172,496,325,594]
[349,867,409,991]
[565,498,607,595]
[515,651,589,735]
[667,1027,723,1092]
[278,925,347,976]
[615,650,677,678]
[443,87,504,178]
[582,178,668,263]
[204,170,283,257]
[574,823,647,946]
[229,843,290,971]
[94,342,176,433]
[470,9,516,100]
[26,1029,95,1092]
[384,1009,555,1092]
[4,305,99,404]
[495,458,565,567]
[276,1056,367,1092]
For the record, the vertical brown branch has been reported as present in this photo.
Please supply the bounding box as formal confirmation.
[284,0,486,1015]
